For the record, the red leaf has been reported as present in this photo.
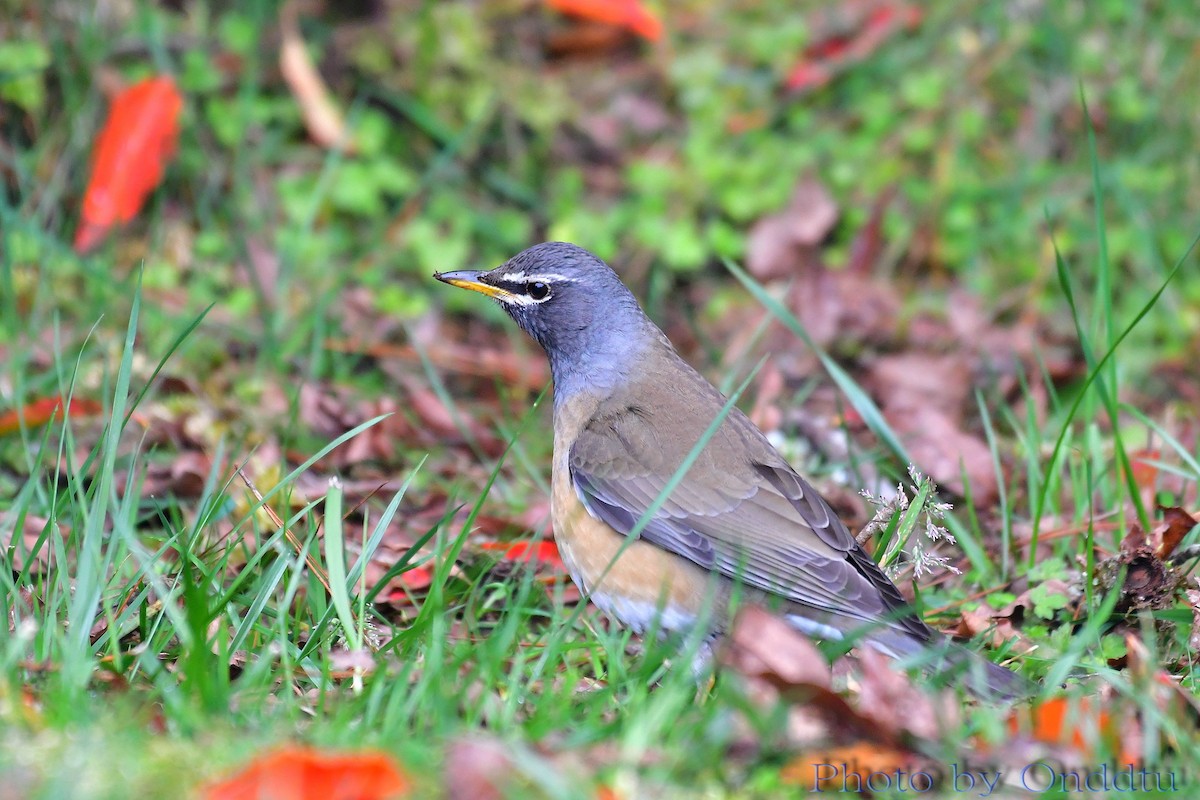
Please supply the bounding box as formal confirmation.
[384,565,435,602]
[785,2,921,92]
[75,76,183,253]
[0,396,103,436]
[479,540,565,571]
[204,747,411,800]
[545,0,663,42]
[1127,448,1160,493]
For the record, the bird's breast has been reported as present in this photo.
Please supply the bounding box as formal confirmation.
[550,422,725,635]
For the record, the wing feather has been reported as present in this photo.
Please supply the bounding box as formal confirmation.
[568,373,934,642]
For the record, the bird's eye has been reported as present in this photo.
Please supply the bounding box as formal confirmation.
[528,281,551,301]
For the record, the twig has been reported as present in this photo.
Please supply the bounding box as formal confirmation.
[235,465,331,595]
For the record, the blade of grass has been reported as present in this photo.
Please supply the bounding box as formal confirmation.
[322,478,361,656]
[64,275,141,692]
[1029,227,1200,559]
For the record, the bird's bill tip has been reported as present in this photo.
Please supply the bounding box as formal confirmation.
[433,270,513,300]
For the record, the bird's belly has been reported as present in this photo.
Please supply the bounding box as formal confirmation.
[551,466,722,635]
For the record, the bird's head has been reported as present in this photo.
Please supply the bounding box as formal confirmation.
[436,242,658,396]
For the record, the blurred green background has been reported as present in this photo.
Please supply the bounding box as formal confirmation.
[3,3,1200,794]
[3,0,1197,363]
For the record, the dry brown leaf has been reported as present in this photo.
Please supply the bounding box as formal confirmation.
[887,405,998,502]
[138,449,214,498]
[1,513,62,572]
[844,188,895,275]
[723,604,831,689]
[723,608,946,793]
[781,259,899,349]
[865,352,999,502]
[279,2,354,152]
[867,352,972,419]
[444,736,514,800]
[1154,505,1198,561]
[856,648,958,741]
[723,605,861,748]
[954,605,1031,653]
[746,178,839,281]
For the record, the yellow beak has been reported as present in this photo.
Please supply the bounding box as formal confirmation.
[434,270,516,301]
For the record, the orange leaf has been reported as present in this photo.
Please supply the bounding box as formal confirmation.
[75,76,183,252]
[204,747,411,800]
[0,397,103,436]
[479,540,565,571]
[1007,697,1134,764]
[545,0,663,42]
[782,743,929,792]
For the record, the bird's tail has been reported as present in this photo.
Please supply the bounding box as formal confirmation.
[867,629,1034,702]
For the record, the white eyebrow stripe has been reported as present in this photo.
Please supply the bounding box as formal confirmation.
[497,271,575,283]
[498,294,539,307]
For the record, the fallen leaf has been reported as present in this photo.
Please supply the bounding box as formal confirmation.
[885,405,999,502]
[1006,696,1134,765]
[0,512,64,572]
[867,352,972,418]
[1154,505,1197,561]
[855,648,957,742]
[329,648,376,676]
[478,540,565,572]
[781,741,935,793]
[722,604,832,690]
[204,747,410,800]
[75,76,182,252]
[954,605,1029,653]
[785,1,922,92]
[445,736,514,800]
[1127,448,1160,493]
[723,605,884,747]
[378,564,435,604]
[747,360,785,432]
[135,449,214,498]
[545,23,635,58]
[545,0,663,42]
[746,178,839,281]
[280,2,354,151]
[778,249,899,351]
[844,187,895,275]
[723,606,941,790]
[0,396,103,435]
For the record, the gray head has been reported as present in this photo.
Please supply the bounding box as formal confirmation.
[435,242,663,400]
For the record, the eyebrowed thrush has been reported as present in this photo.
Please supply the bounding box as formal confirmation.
[435,241,1029,699]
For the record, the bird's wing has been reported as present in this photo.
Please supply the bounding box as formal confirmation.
[568,369,931,641]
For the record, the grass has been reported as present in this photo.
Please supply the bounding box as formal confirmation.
[3,2,1200,797]
[4,191,1199,796]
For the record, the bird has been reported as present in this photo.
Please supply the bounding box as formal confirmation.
[435,241,1030,700]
